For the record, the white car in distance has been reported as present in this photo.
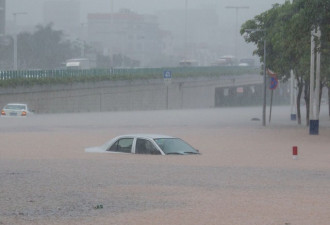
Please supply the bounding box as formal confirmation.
[1,103,33,117]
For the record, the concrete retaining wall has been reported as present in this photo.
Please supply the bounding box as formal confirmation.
[0,74,263,113]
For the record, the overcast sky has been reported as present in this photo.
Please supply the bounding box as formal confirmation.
[7,0,286,26]
[5,0,286,60]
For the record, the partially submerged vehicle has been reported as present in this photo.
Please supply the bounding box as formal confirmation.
[1,103,33,117]
[85,134,200,155]
[66,58,91,70]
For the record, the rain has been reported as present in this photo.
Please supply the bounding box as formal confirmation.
[1,0,330,225]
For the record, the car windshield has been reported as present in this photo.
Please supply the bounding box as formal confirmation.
[5,105,26,110]
[153,138,198,155]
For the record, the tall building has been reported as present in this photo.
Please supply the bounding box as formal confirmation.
[157,6,221,66]
[43,0,80,38]
[0,0,5,36]
[88,9,163,67]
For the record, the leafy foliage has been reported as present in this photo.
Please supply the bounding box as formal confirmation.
[18,24,80,69]
[0,24,80,70]
[240,0,330,124]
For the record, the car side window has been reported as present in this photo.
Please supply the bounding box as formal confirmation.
[108,138,133,153]
[135,139,161,155]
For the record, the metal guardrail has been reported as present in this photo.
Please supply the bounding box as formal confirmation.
[0,69,116,80]
[0,66,260,80]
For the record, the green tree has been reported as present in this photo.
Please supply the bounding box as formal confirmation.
[0,24,80,70]
[0,36,13,70]
[18,24,80,69]
[241,0,330,124]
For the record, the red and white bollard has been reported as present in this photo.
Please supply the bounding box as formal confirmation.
[292,146,298,160]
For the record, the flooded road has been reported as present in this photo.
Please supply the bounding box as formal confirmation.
[1,106,330,225]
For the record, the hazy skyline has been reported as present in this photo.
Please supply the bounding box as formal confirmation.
[7,0,285,26]
[4,0,287,65]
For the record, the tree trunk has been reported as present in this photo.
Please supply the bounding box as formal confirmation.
[304,81,310,126]
[296,79,303,125]
[318,81,324,113]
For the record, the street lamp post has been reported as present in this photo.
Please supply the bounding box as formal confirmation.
[13,12,27,70]
[80,23,86,58]
[184,0,188,60]
[245,29,267,126]
[110,0,114,13]
[226,6,249,58]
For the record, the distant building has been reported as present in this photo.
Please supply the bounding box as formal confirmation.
[43,0,81,38]
[87,9,163,67]
[0,0,5,36]
[157,6,221,66]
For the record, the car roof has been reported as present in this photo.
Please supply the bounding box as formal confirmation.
[115,134,175,139]
[6,103,27,106]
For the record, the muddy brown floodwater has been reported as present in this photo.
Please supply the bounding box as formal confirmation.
[1,106,330,225]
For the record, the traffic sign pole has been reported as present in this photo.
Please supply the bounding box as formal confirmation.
[163,71,172,109]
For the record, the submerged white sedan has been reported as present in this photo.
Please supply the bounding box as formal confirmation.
[1,103,33,117]
[85,134,200,155]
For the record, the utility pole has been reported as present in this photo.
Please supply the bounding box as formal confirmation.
[226,6,249,59]
[309,27,321,135]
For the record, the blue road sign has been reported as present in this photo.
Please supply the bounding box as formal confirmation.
[163,71,172,79]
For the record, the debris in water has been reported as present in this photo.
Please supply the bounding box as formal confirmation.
[94,204,103,209]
